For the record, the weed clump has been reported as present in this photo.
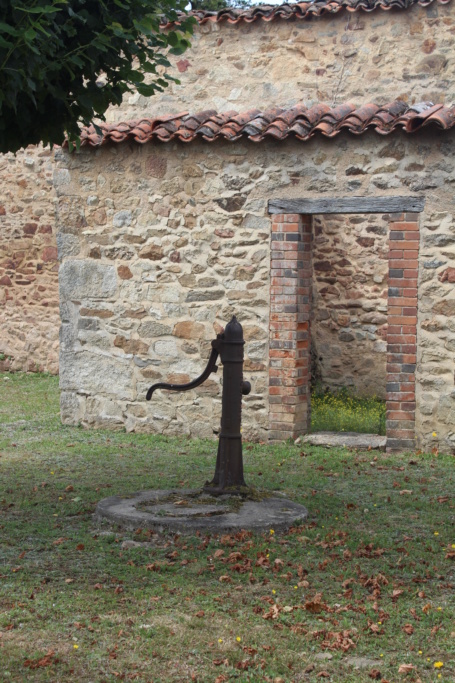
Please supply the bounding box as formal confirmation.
[311,386,386,435]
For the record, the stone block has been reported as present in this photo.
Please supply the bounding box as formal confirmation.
[154,339,179,357]
[59,261,117,301]
[113,210,132,228]
[173,320,205,339]
[60,350,135,400]
[56,233,80,260]
[114,336,149,355]
[138,321,172,337]
[186,290,224,302]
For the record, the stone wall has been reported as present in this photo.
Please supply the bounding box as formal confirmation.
[3,1,455,452]
[0,147,59,374]
[108,3,455,123]
[312,213,389,398]
[55,126,455,452]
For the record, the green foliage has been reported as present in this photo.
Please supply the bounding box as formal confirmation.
[190,0,251,10]
[311,386,387,435]
[0,0,195,153]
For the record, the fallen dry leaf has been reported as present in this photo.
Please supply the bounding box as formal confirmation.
[399,490,413,495]
[195,611,205,618]
[368,670,381,680]
[304,593,327,614]
[398,663,416,674]
[403,624,414,635]
[24,650,57,669]
[213,658,229,667]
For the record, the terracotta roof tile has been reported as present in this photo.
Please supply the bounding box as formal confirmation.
[73,101,455,149]
[161,0,452,28]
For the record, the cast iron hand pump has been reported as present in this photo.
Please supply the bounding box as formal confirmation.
[146,316,251,495]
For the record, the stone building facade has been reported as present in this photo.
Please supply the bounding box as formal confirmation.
[3,0,455,451]
[0,148,59,373]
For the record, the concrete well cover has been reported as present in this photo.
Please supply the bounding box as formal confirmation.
[95,489,308,533]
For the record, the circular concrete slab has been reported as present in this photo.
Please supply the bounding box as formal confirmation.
[95,489,308,533]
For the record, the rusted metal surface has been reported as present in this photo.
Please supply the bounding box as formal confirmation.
[146,316,251,495]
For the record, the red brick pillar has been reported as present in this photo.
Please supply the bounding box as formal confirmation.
[386,213,419,452]
[269,214,312,442]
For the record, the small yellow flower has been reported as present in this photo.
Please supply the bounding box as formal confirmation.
[270,529,275,535]
[378,621,382,625]
[236,636,241,642]
[452,544,455,549]
[50,471,54,475]
[434,662,443,669]
[272,589,276,594]
[437,607,442,611]
[418,651,422,655]
[438,675,442,679]
[380,654,383,658]
[294,586,298,590]
[73,644,79,649]
[434,532,439,536]
[59,496,63,500]
[432,432,437,437]
[218,638,222,643]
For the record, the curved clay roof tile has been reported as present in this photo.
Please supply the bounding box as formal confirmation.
[404,104,448,132]
[70,101,455,148]
[160,0,452,28]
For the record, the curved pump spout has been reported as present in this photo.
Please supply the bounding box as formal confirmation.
[146,338,221,401]
[145,316,251,496]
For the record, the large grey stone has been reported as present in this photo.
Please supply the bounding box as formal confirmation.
[154,339,179,357]
[60,350,135,400]
[56,233,80,260]
[186,290,224,302]
[113,210,132,228]
[138,321,172,337]
[59,261,117,300]
[242,214,270,230]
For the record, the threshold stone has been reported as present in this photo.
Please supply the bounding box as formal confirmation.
[301,432,386,450]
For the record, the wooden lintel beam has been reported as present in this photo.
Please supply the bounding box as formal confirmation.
[268,196,425,215]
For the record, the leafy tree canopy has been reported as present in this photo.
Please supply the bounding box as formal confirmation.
[0,0,194,153]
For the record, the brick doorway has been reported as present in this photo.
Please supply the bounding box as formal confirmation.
[268,197,423,452]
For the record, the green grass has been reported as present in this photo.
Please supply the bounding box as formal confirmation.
[311,387,386,435]
[1,372,454,682]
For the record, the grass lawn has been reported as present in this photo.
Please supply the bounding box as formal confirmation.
[0,373,454,683]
